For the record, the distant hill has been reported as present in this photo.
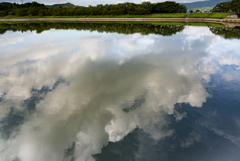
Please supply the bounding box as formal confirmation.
[0,2,12,5]
[47,3,76,8]
[0,2,13,11]
[0,2,13,7]
[182,0,231,10]
[191,7,213,11]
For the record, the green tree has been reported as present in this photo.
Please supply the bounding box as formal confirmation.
[141,2,153,14]
[8,11,14,15]
[231,0,240,13]
[15,8,28,16]
[212,0,240,13]
[38,9,47,16]
[28,7,39,16]
[0,11,7,16]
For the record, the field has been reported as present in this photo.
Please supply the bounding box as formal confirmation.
[0,21,229,29]
[88,14,186,18]
[0,15,88,19]
[189,12,235,19]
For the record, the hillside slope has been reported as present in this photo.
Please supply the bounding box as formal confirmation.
[183,0,230,10]
[47,3,76,8]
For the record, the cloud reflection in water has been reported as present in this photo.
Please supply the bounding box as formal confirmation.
[0,26,239,161]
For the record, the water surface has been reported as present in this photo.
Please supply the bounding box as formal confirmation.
[0,23,240,161]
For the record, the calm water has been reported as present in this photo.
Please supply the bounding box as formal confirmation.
[0,23,240,161]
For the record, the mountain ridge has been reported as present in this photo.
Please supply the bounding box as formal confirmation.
[182,0,230,9]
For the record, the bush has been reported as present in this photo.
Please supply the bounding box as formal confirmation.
[15,11,23,16]
[0,11,7,16]
[8,11,14,15]
[28,7,40,16]
[38,9,47,16]
[15,8,29,16]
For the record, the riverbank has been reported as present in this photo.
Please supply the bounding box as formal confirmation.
[0,13,237,20]
[1,17,240,24]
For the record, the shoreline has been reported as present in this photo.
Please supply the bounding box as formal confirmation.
[1,18,240,28]
[0,17,240,23]
[0,17,239,22]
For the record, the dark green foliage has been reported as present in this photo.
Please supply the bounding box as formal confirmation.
[0,1,187,17]
[212,0,240,13]
[15,8,29,16]
[0,2,13,12]
[38,9,48,16]
[28,7,40,16]
[0,11,6,16]
[153,1,187,13]
[0,1,46,16]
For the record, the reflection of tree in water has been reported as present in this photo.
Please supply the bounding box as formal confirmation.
[2,23,240,39]
[209,27,240,39]
[0,23,184,36]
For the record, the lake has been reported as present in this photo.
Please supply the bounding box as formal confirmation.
[0,22,240,161]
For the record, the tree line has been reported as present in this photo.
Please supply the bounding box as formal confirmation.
[0,22,184,36]
[0,1,187,17]
[212,0,240,13]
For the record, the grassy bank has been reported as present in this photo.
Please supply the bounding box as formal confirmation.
[0,15,88,19]
[88,14,186,18]
[1,21,229,29]
[188,22,226,28]
[189,12,235,19]
[0,21,185,26]
[0,13,186,19]
[0,13,237,19]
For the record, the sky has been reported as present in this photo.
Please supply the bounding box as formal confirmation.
[2,0,206,6]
